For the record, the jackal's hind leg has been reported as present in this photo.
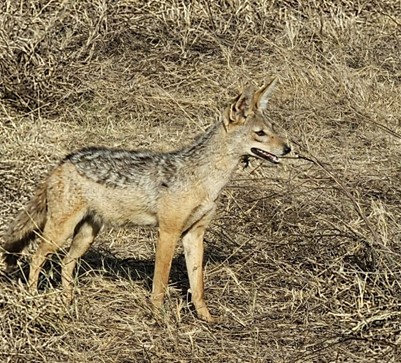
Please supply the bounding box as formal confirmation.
[182,206,216,322]
[28,211,85,294]
[61,216,101,304]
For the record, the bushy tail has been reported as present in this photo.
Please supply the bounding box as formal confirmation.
[2,181,48,270]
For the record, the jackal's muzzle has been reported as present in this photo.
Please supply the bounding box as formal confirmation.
[251,144,291,164]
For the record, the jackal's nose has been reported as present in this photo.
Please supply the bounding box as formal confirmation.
[283,145,291,155]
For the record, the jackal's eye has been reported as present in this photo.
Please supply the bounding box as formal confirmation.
[255,130,266,137]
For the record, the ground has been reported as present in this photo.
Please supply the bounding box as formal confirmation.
[0,1,400,362]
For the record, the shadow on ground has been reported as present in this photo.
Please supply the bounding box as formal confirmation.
[0,240,232,298]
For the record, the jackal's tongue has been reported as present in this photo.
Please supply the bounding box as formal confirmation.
[251,147,280,164]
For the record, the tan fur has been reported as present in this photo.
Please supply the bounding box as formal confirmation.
[3,181,48,270]
[2,80,291,322]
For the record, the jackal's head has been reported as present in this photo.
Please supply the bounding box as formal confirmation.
[223,78,291,164]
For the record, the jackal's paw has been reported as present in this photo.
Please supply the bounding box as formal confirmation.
[150,294,163,309]
[199,312,220,323]
[196,306,220,323]
[62,291,74,306]
[27,284,38,296]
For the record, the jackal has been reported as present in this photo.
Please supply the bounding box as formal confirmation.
[2,79,291,322]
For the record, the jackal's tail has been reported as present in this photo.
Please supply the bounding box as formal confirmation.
[2,181,48,271]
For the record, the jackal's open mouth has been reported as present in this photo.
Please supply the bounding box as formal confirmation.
[251,147,280,164]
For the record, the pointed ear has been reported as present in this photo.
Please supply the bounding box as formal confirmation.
[255,77,278,112]
[224,85,254,127]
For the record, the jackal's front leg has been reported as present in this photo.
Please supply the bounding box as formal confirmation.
[182,207,216,322]
[151,228,180,309]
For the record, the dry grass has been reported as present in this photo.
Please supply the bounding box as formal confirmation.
[1,0,401,362]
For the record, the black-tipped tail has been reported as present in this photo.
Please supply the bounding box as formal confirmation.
[2,181,47,271]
